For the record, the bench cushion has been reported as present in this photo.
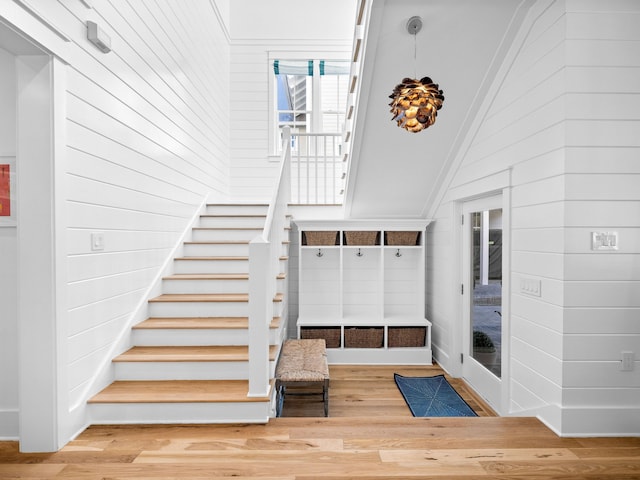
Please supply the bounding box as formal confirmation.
[276,339,329,382]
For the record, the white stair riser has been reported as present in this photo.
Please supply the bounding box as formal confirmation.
[148,301,284,318]
[131,328,280,346]
[174,259,249,274]
[205,205,269,216]
[183,243,250,257]
[192,229,263,242]
[199,216,265,228]
[183,243,289,257]
[173,258,288,275]
[89,400,273,425]
[162,278,286,294]
[114,361,277,380]
[163,278,248,294]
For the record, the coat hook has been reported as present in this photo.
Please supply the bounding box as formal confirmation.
[395,249,402,257]
[356,248,363,257]
[316,248,323,257]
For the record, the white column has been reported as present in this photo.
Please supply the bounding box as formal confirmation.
[17,54,59,452]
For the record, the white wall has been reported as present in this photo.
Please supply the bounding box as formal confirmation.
[0,46,18,439]
[428,0,640,436]
[228,0,355,202]
[0,0,232,447]
[559,0,640,435]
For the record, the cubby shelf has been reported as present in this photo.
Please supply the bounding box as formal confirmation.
[295,219,432,365]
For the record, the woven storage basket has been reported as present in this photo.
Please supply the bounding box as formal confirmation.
[344,231,379,245]
[385,231,419,246]
[304,231,338,246]
[300,327,341,348]
[344,327,384,348]
[388,327,426,347]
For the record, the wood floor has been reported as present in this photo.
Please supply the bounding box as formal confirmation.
[2,364,639,479]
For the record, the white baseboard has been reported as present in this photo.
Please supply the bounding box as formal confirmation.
[558,405,640,437]
[0,409,19,439]
[511,403,640,437]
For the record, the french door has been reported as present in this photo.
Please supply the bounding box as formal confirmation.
[461,195,503,411]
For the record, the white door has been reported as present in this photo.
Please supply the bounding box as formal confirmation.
[461,195,504,412]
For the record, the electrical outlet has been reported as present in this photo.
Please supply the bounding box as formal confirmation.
[621,351,634,371]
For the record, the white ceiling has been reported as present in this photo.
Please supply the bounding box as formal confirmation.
[344,0,534,218]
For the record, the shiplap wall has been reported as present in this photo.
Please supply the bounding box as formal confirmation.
[560,0,640,435]
[0,0,231,443]
[0,47,18,438]
[63,0,231,416]
[428,0,640,435]
[227,0,355,202]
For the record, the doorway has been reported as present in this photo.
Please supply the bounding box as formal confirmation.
[1,19,63,452]
[461,194,504,412]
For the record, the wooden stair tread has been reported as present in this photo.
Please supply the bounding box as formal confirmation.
[114,345,278,362]
[206,203,268,206]
[133,317,281,329]
[165,273,249,280]
[175,256,249,261]
[200,214,267,218]
[184,241,290,245]
[149,293,284,302]
[192,227,291,231]
[192,227,262,231]
[163,273,286,280]
[150,293,249,302]
[89,380,272,403]
[185,241,252,245]
[175,256,289,261]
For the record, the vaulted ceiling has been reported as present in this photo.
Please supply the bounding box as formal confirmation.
[344,0,534,218]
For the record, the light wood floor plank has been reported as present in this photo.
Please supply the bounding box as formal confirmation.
[2,364,638,479]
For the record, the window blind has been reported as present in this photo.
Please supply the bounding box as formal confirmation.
[273,60,349,76]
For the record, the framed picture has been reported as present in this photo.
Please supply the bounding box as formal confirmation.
[0,157,16,227]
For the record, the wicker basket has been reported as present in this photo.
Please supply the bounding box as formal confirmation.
[388,327,426,347]
[344,231,379,246]
[300,327,341,348]
[385,231,419,246]
[344,327,384,348]
[304,231,338,246]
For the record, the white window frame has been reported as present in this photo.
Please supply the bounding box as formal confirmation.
[268,52,350,158]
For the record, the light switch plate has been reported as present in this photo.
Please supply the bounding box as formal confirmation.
[520,277,541,297]
[621,351,635,371]
[592,231,618,250]
[91,233,105,251]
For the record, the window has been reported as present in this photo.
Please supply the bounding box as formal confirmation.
[271,59,349,153]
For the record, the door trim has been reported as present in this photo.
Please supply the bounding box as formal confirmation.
[457,190,511,415]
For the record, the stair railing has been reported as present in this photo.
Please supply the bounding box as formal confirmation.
[247,127,291,399]
[289,132,344,205]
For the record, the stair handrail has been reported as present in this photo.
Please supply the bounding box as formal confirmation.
[247,127,291,399]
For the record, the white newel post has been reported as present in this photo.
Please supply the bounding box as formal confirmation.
[247,126,290,399]
[248,237,271,397]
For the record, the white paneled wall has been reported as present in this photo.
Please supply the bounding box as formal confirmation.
[1,0,231,445]
[63,0,231,409]
[428,0,640,435]
[560,0,640,435]
[227,1,355,202]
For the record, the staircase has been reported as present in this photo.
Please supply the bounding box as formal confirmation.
[88,204,289,424]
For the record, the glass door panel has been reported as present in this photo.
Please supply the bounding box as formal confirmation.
[470,209,502,378]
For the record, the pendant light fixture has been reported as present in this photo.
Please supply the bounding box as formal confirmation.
[389,16,444,133]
